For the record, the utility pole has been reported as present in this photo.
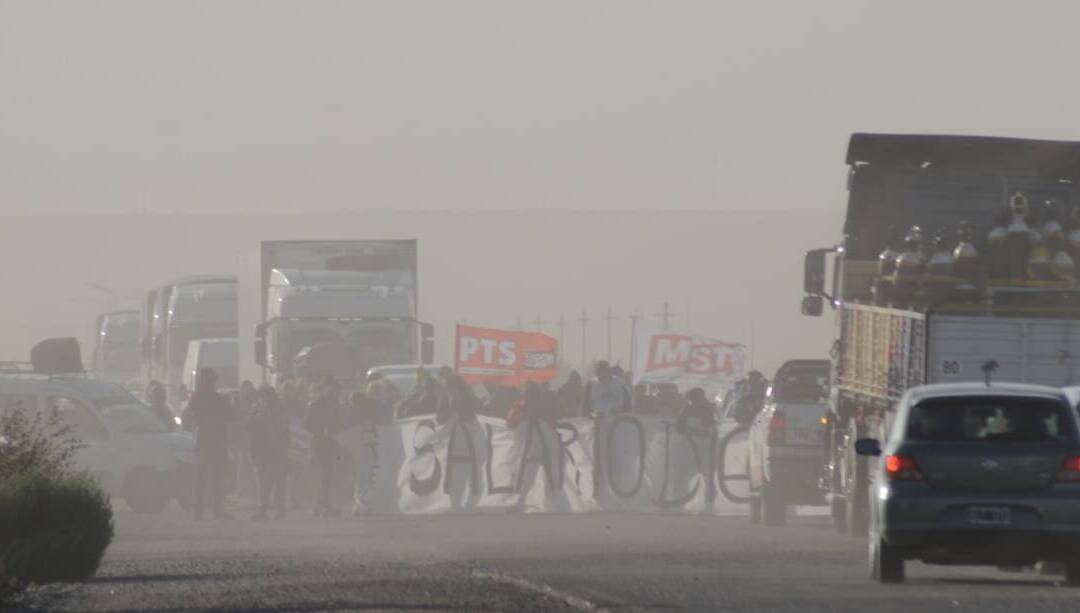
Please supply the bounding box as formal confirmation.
[656,302,673,330]
[604,307,615,362]
[628,307,641,368]
[579,309,590,370]
[558,313,567,364]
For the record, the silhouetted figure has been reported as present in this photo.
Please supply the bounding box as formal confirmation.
[583,361,631,418]
[506,382,560,429]
[145,382,175,430]
[249,385,289,520]
[305,376,342,517]
[557,371,585,417]
[734,371,768,427]
[677,387,716,434]
[182,368,236,520]
[435,373,480,425]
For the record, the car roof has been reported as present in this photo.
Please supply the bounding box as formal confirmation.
[0,374,131,398]
[903,382,1068,405]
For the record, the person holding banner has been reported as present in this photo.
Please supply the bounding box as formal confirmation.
[305,376,342,517]
[506,382,559,429]
[677,387,716,435]
[435,373,480,425]
[583,361,631,418]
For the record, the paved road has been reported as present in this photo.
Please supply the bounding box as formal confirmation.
[12,504,1080,612]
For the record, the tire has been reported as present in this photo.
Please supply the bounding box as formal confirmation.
[124,467,170,514]
[870,537,904,583]
[762,482,786,526]
[831,496,848,534]
[748,494,762,524]
[1063,558,1080,586]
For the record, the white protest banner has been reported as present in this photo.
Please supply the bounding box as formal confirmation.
[341,414,748,515]
[630,325,746,388]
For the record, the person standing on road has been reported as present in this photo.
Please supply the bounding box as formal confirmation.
[583,361,631,419]
[506,382,552,429]
[305,376,342,517]
[182,368,236,520]
[145,382,176,430]
[584,361,631,500]
[557,371,585,418]
[249,385,290,520]
[435,373,480,425]
[677,388,716,434]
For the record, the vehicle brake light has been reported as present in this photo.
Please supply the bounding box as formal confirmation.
[1058,456,1080,482]
[766,414,786,446]
[884,454,922,481]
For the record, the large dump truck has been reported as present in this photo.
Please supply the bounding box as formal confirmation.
[253,240,433,388]
[802,134,1080,536]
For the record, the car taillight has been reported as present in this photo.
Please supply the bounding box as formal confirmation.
[1058,456,1080,482]
[884,454,922,481]
[766,413,786,446]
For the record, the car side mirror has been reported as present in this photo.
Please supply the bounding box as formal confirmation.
[854,438,881,457]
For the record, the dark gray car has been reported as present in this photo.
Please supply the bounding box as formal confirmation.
[856,382,1080,583]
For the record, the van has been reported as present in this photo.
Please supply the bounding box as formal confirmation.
[182,338,239,398]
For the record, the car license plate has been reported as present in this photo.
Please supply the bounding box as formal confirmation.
[967,506,1011,526]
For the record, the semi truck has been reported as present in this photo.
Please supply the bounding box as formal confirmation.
[92,309,141,387]
[253,240,433,388]
[802,134,1080,536]
[139,276,238,403]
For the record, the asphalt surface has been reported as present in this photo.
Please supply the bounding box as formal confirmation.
[12,502,1080,612]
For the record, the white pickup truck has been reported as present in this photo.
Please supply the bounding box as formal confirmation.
[746,359,830,525]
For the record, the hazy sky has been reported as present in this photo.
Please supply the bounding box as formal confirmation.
[4,1,1080,215]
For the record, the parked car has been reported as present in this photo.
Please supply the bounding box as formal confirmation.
[746,359,830,525]
[859,382,1080,584]
[0,373,195,513]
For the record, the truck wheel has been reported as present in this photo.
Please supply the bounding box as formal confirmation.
[125,467,169,514]
[831,496,848,534]
[870,537,904,583]
[748,494,762,524]
[762,482,786,526]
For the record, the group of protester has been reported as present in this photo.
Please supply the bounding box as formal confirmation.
[140,360,730,522]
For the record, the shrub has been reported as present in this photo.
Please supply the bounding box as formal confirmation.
[0,405,82,480]
[0,470,114,583]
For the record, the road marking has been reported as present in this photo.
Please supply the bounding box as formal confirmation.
[471,569,607,612]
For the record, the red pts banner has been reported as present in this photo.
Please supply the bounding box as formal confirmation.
[455,325,558,385]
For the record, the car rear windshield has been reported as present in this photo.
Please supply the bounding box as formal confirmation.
[906,396,1076,442]
[771,365,829,404]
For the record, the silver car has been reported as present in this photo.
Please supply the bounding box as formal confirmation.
[857,382,1080,584]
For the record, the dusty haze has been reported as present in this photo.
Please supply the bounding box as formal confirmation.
[4,1,1080,374]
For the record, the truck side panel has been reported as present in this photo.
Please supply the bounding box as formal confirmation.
[928,315,1080,387]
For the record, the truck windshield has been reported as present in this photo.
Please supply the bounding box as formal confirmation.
[906,396,1075,442]
[279,320,411,375]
